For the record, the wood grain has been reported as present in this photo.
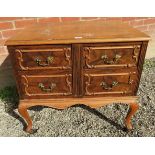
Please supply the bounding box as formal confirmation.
[5,21,150,46]
[12,45,72,70]
[84,72,136,96]
[20,74,72,98]
[82,43,141,69]
[20,96,138,109]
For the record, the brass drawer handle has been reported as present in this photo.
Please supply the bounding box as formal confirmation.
[35,56,54,67]
[100,81,118,90]
[101,54,121,64]
[38,82,56,92]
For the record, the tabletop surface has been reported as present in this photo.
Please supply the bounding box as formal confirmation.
[5,20,150,46]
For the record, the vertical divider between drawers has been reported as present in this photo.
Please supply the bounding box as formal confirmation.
[72,44,83,97]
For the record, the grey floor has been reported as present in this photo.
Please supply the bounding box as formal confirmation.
[0,58,155,137]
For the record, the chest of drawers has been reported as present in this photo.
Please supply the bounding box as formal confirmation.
[5,21,150,133]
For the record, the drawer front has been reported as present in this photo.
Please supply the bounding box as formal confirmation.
[84,71,137,96]
[14,45,71,70]
[20,73,72,98]
[82,43,141,69]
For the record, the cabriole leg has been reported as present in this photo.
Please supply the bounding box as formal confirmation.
[18,104,33,133]
[125,102,139,130]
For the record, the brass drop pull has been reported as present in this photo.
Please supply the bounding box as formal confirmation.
[101,54,121,64]
[38,82,56,92]
[100,81,118,90]
[35,56,54,67]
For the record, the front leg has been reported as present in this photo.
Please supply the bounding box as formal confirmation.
[125,102,139,130]
[18,104,33,133]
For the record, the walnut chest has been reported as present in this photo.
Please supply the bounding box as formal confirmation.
[5,21,150,133]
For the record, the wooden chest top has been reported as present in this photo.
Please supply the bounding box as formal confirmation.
[5,20,150,46]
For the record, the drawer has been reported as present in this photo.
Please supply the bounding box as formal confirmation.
[20,73,72,98]
[14,45,71,70]
[83,71,137,96]
[82,43,141,69]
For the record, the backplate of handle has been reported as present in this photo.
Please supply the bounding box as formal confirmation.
[35,56,54,67]
[101,54,121,64]
[100,81,118,90]
[38,82,56,92]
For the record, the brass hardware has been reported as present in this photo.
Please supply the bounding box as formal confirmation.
[100,81,118,90]
[101,54,121,64]
[38,82,56,92]
[35,56,54,67]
